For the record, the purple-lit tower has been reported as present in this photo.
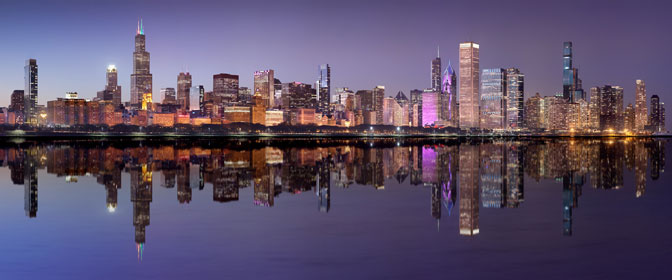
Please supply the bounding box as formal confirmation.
[442,61,458,127]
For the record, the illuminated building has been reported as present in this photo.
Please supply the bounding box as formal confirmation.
[265,110,284,126]
[459,42,480,128]
[191,116,211,126]
[336,87,354,106]
[589,87,601,130]
[190,85,204,112]
[130,164,152,250]
[459,144,479,235]
[289,108,316,125]
[86,101,101,125]
[649,95,664,132]
[597,85,624,131]
[410,89,423,127]
[382,97,396,125]
[213,73,239,105]
[524,93,543,129]
[480,143,505,208]
[47,97,87,126]
[142,92,152,111]
[130,20,153,108]
[281,82,316,110]
[251,95,266,125]
[10,90,24,112]
[635,80,648,131]
[222,106,251,124]
[317,64,331,114]
[505,143,524,208]
[24,59,38,125]
[506,68,524,129]
[624,103,635,131]
[431,47,442,92]
[563,41,584,102]
[480,68,507,130]
[177,72,191,112]
[161,88,176,104]
[152,112,175,127]
[105,65,122,106]
[547,96,568,131]
[442,62,458,127]
[421,91,439,126]
[373,86,385,124]
[254,70,275,108]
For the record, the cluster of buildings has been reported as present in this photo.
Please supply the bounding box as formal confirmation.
[0,21,667,134]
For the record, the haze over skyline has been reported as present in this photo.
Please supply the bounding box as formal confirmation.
[1,0,670,122]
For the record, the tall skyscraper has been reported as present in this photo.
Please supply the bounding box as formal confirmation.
[213,73,239,105]
[589,87,601,130]
[105,65,122,106]
[506,68,524,129]
[189,86,204,112]
[650,95,663,132]
[562,42,584,102]
[480,68,507,130]
[24,59,38,126]
[254,70,274,108]
[317,64,331,114]
[130,20,153,107]
[635,80,648,131]
[598,85,624,131]
[442,62,458,127]
[373,86,385,124]
[421,91,440,126]
[431,47,442,92]
[177,72,192,112]
[459,42,480,129]
[524,93,543,129]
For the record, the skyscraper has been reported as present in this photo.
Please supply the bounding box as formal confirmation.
[373,86,385,124]
[317,64,331,114]
[421,91,439,127]
[189,86,204,112]
[24,59,38,126]
[524,93,543,130]
[650,95,663,132]
[130,20,153,107]
[431,47,441,92]
[442,62,458,127]
[106,65,122,106]
[635,80,648,131]
[213,73,239,105]
[589,87,601,130]
[598,85,624,131]
[177,72,192,112]
[161,88,176,104]
[459,42,480,129]
[506,68,524,129]
[254,70,274,108]
[480,68,507,130]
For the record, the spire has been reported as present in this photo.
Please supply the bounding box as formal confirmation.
[437,45,440,58]
[140,19,144,35]
[137,20,140,35]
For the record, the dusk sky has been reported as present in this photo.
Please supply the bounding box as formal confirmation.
[1,0,670,116]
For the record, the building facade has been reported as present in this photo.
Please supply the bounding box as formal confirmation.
[459,42,480,129]
[130,20,153,107]
[480,68,507,130]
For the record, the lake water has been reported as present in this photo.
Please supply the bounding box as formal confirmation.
[0,137,670,279]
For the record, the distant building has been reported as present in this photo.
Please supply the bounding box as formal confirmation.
[317,64,331,114]
[189,86,204,112]
[222,106,251,124]
[410,89,423,127]
[24,59,38,125]
[524,93,543,129]
[105,65,122,106]
[635,80,648,131]
[372,86,385,124]
[459,42,480,128]
[624,103,635,131]
[480,68,507,130]
[597,85,624,131]
[130,20,152,107]
[649,95,665,132]
[213,73,239,105]
[563,41,584,102]
[177,72,191,112]
[281,82,316,110]
[431,47,441,92]
[506,68,524,129]
[421,91,440,127]
[161,88,176,105]
[254,70,275,108]
[589,87,601,130]
[442,62,458,127]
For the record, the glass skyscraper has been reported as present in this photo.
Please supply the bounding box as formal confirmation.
[177,72,192,112]
[480,68,507,130]
[506,68,524,129]
[131,20,153,107]
[317,64,330,114]
[431,47,441,92]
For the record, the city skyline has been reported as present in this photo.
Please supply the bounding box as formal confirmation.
[1,1,670,121]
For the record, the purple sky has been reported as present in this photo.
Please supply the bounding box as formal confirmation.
[1,0,670,121]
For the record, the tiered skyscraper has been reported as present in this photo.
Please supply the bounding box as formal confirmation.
[442,61,458,127]
[24,59,38,125]
[459,42,480,128]
[562,42,584,102]
[106,65,122,106]
[130,20,153,107]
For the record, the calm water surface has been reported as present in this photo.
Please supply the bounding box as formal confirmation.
[0,138,670,279]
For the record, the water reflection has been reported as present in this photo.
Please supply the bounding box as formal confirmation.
[1,138,666,250]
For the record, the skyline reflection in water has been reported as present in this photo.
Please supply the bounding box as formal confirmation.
[0,138,669,279]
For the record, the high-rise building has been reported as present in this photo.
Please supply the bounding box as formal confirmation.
[161,88,176,104]
[589,87,601,130]
[442,62,458,127]
[410,89,423,127]
[480,68,507,130]
[459,144,479,236]
[421,91,440,127]
[177,72,191,112]
[24,59,38,126]
[130,20,153,107]
[506,68,524,129]
[598,85,624,131]
[459,42,480,129]
[281,82,316,110]
[10,90,24,112]
[213,73,239,105]
[635,80,648,131]
[650,95,664,132]
[524,93,543,129]
[106,65,122,106]
[373,86,385,124]
[189,86,204,112]
[624,103,635,132]
[431,47,441,92]
[562,42,584,102]
[254,70,274,108]
[317,64,331,114]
